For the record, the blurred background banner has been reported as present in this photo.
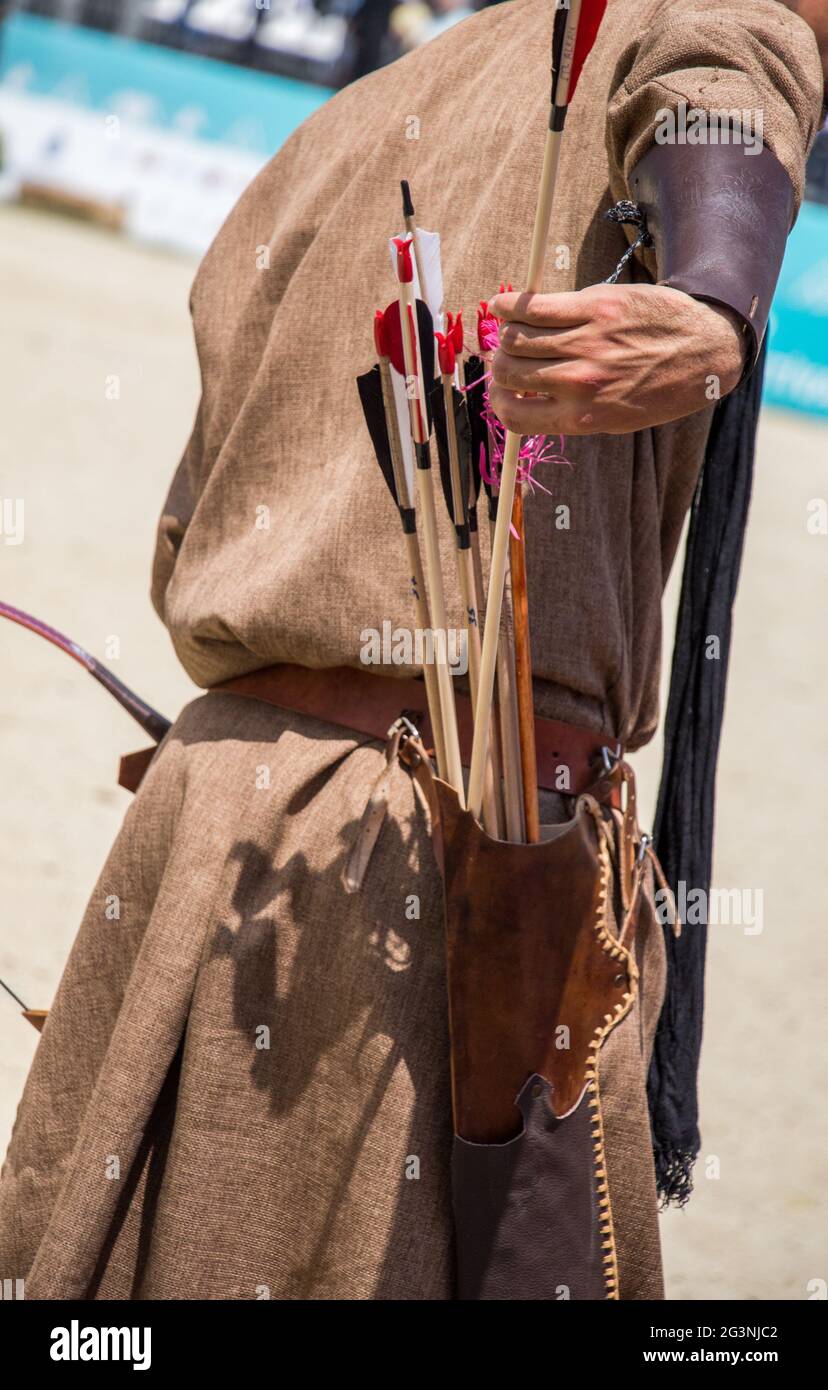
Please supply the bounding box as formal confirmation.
[764,200,828,419]
[0,6,333,254]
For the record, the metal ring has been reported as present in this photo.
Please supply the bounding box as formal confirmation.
[600,745,619,774]
[387,713,421,744]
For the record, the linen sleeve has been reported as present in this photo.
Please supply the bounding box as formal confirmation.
[606,0,824,212]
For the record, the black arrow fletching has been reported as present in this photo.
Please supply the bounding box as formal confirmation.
[357,365,398,504]
[430,380,472,537]
[464,355,495,512]
[415,300,436,404]
[549,0,569,111]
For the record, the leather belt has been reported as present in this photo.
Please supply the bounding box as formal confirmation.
[211,663,622,798]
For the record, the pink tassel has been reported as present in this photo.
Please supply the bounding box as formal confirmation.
[470,316,571,491]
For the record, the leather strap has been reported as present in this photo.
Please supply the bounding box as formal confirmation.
[211,663,622,798]
[119,746,156,793]
[630,139,795,373]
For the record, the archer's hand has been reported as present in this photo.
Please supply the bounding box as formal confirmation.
[488,284,747,437]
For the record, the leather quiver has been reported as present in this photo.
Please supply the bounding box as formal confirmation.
[401,738,659,1301]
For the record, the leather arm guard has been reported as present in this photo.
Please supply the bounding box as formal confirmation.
[629,140,796,374]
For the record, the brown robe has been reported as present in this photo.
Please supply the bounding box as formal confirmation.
[0,0,820,1299]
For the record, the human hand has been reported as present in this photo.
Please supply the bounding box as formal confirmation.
[488,283,747,437]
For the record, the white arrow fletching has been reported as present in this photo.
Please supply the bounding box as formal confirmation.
[389,362,416,507]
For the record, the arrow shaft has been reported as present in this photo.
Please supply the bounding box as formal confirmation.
[469,525,507,837]
[469,524,487,625]
[397,274,464,800]
[509,488,540,842]
[468,5,577,827]
[404,530,449,779]
[378,354,448,778]
[456,543,501,837]
[492,515,526,842]
[468,430,521,821]
[442,374,467,530]
[526,130,564,299]
[415,455,465,800]
[437,374,502,835]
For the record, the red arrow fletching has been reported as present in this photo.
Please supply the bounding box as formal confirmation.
[477,302,494,352]
[381,302,406,376]
[373,309,388,358]
[391,235,415,284]
[435,331,455,376]
[569,0,607,104]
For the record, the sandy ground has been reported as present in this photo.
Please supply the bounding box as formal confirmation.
[0,203,826,1301]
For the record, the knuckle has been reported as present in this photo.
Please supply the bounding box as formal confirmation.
[568,412,596,435]
[571,363,604,393]
[490,292,513,316]
[593,291,621,323]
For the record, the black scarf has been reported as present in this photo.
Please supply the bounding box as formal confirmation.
[648,341,767,1205]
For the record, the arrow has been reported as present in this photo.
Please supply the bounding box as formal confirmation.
[463,353,488,633]
[509,485,539,841]
[467,0,608,829]
[389,231,465,801]
[465,341,525,843]
[357,313,448,779]
[432,318,503,837]
[400,178,431,322]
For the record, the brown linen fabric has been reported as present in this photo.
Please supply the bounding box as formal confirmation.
[151,0,821,749]
[0,693,664,1298]
[0,0,821,1301]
